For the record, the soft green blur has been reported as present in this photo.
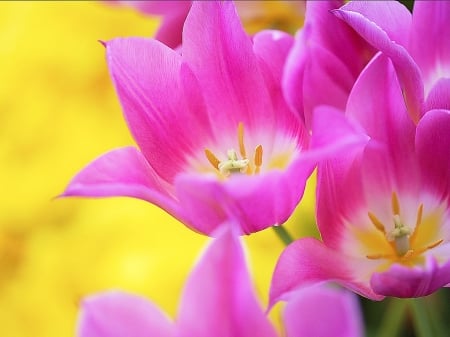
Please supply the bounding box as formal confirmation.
[0,2,312,337]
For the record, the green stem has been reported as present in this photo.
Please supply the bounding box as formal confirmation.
[375,299,408,337]
[409,298,434,337]
[272,225,294,246]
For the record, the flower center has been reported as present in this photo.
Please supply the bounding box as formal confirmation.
[204,122,263,177]
[366,192,443,263]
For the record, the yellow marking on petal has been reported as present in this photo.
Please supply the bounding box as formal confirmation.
[391,192,400,215]
[254,145,263,174]
[238,122,247,159]
[205,148,220,170]
[410,206,443,248]
[368,212,386,234]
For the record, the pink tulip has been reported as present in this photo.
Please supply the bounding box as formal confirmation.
[270,53,450,303]
[63,2,327,235]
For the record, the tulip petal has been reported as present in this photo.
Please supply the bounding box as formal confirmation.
[253,30,301,131]
[177,229,277,337]
[371,256,450,297]
[62,147,181,219]
[283,285,363,337]
[425,78,450,112]
[338,1,412,46]
[410,2,450,95]
[416,109,450,200]
[106,37,212,183]
[346,54,418,191]
[175,153,315,235]
[252,30,294,85]
[78,291,175,337]
[269,238,383,309]
[183,1,275,136]
[334,6,424,123]
[284,0,374,128]
[153,2,191,48]
[283,28,307,123]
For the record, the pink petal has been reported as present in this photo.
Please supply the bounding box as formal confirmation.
[154,4,191,49]
[333,6,424,123]
[302,44,355,128]
[182,1,275,137]
[316,146,366,249]
[114,0,191,48]
[282,28,307,124]
[410,2,450,95]
[269,238,383,309]
[252,30,294,86]
[175,153,315,235]
[371,256,450,297]
[425,78,450,112]
[62,147,181,221]
[346,54,417,189]
[416,109,450,200]
[338,1,412,47]
[177,229,277,337]
[252,30,302,131]
[283,285,363,337]
[78,291,175,337]
[304,1,374,79]
[105,37,212,183]
[284,0,374,128]
[310,105,368,156]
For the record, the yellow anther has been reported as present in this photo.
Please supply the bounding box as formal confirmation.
[368,212,386,233]
[203,123,264,177]
[409,203,424,245]
[415,203,423,228]
[238,122,246,159]
[366,253,394,260]
[415,239,444,255]
[391,192,400,215]
[205,148,220,170]
[254,145,263,174]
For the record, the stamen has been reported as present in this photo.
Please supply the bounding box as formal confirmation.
[409,203,424,244]
[415,239,444,255]
[254,145,263,174]
[391,192,400,215]
[238,122,246,159]
[368,212,385,233]
[366,253,394,260]
[205,149,220,170]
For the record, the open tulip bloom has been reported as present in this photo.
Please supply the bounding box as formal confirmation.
[270,53,450,303]
[63,1,359,236]
[77,228,363,337]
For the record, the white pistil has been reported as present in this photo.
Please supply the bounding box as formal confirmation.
[218,149,249,176]
[387,215,412,256]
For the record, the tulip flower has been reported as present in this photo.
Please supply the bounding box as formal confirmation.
[78,229,363,337]
[270,54,450,303]
[63,1,326,236]
[333,1,450,124]
[283,0,375,129]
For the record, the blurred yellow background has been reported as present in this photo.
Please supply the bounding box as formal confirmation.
[0,2,311,337]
